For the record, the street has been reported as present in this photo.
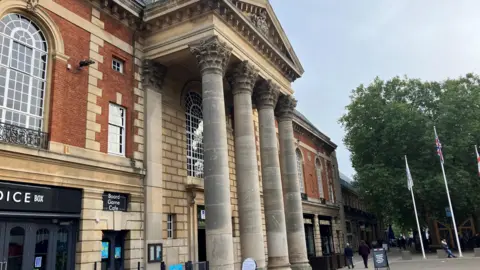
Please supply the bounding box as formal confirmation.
[343,251,480,270]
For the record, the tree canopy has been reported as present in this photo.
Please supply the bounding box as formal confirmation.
[340,74,480,230]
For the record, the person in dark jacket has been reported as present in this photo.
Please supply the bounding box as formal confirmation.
[344,243,354,269]
[358,240,370,268]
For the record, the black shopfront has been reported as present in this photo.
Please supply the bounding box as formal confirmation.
[0,181,82,270]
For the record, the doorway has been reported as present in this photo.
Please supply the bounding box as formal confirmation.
[101,231,127,270]
[197,205,206,262]
[0,220,76,270]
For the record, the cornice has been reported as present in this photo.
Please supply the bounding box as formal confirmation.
[142,0,301,82]
[89,0,144,28]
[293,120,337,151]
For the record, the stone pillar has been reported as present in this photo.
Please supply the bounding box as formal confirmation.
[254,80,291,270]
[230,61,266,269]
[190,36,235,270]
[276,95,311,270]
[142,60,168,270]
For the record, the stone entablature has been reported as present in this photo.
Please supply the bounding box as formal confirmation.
[143,0,303,82]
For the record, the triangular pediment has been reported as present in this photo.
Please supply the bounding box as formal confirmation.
[232,0,304,75]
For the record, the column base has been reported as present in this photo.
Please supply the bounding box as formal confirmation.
[290,262,311,270]
[266,266,291,270]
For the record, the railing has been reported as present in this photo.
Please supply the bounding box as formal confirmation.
[0,122,49,150]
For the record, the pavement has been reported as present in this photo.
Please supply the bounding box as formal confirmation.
[340,250,480,269]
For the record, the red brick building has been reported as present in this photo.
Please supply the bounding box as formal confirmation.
[292,111,347,258]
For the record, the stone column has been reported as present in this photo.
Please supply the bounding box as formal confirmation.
[190,36,235,270]
[254,80,291,270]
[142,60,168,270]
[276,95,311,270]
[230,61,266,269]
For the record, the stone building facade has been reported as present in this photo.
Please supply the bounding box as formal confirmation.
[0,0,346,270]
[340,174,381,251]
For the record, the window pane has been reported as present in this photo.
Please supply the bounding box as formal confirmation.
[8,226,25,269]
[0,13,48,131]
[33,228,49,270]
[55,228,69,270]
[185,92,204,178]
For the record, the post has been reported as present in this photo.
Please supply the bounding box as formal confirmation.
[410,188,426,259]
[94,262,97,270]
[440,161,463,257]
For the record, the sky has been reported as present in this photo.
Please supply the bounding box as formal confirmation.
[270,0,480,179]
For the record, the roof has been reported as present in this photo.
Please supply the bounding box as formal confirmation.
[340,172,357,193]
[293,110,337,149]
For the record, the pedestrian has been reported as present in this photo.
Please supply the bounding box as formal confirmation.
[344,243,354,269]
[358,240,370,268]
[441,239,456,258]
[475,233,480,248]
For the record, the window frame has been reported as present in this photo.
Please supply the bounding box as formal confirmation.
[167,213,175,239]
[315,158,324,199]
[0,13,49,131]
[112,57,124,73]
[185,91,204,178]
[108,103,126,156]
[295,148,305,194]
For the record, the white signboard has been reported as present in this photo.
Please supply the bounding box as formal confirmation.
[200,210,206,220]
[242,258,256,270]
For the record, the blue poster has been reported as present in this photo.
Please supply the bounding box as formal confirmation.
[169,264,184,270]
[101,242,109,259]
[115,247,122,259]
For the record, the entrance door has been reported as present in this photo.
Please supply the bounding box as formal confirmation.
[0,221,74,270]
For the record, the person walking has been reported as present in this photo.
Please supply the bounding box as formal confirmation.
[358,240,370,268]
[344,243,354,269]
[441,239,457,258]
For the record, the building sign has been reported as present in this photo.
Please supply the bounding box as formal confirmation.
[147,243,163,263]
[0,181,82,213]
[197,205,206,229]
[372,248,389,268]
[102,192,128,211]
[319,220,331,226]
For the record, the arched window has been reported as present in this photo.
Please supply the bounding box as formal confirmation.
[0,14,48,130]
[295,148,305,193]
[185,91,203,178]
[315,158,324,199]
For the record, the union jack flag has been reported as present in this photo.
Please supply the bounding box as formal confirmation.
[434,126,444,164]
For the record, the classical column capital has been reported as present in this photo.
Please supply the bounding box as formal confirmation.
[275,94,297,121]
[254,80,280,109]
[229,61,259,96]
[142,60,168,91]
[189,36,233,75]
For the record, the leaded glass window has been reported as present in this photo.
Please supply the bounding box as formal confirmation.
[296,148,305,193]
[0,14,48,130]
[186,91,203,178]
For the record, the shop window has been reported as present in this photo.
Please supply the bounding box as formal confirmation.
[108,103,126,156]
[55,228,69,270]
[33,228,49,270]
[167,214,176,239]
[8,226,25,269]
[185,91,204,178]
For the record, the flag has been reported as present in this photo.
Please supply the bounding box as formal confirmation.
[475,145,480,177]
[434,126,444,164]
[405,156,413,191]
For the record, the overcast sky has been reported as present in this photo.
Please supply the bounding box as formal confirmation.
[270,0,480,178]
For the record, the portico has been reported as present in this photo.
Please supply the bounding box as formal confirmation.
[141,0,308,269]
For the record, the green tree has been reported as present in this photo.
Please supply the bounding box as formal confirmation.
[340,74,480,230]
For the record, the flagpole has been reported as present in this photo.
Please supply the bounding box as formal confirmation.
[410,185,426,259]
[405,155,426,259]
[435,126,463,257]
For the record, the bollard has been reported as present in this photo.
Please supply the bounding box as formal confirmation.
[161,261,166,270]
[94,262,97,270]
[138,261,141,270]
[185,261,193,270]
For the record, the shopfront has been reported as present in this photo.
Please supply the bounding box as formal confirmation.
[303,215,316,258]
[318,216,334,256]
[0,181,82,270]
